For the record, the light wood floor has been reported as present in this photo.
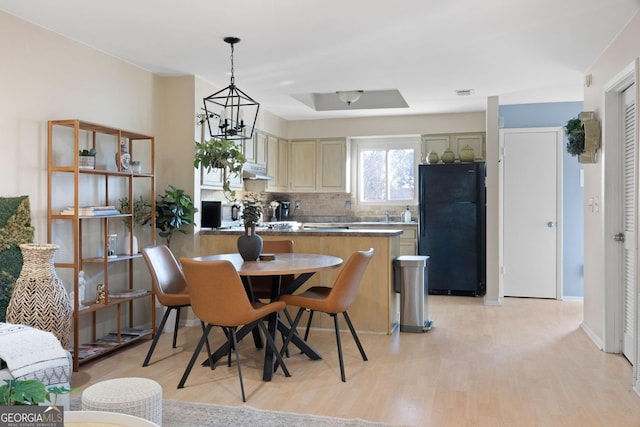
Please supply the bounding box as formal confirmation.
[72,296,640,426]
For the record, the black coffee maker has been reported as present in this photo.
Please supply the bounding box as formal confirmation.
[275,201,291,221]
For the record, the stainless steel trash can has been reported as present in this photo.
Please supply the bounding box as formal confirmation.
[394,255,432,333]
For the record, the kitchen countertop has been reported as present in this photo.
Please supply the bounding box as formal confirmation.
[200,226,403,237]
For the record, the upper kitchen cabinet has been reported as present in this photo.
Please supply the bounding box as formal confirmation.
[243,131,267,166]
[289,138,349,193]
[421,132,485,162]
[289,140,317,192]
[317,139,348,192]
[266,135,288,192]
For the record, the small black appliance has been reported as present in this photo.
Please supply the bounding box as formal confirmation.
[275,201,291,221]
[201,201,222,228]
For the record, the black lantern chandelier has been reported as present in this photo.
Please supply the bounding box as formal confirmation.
[203,37,260,141]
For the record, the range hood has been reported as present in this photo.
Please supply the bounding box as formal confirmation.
[242,163,273,180]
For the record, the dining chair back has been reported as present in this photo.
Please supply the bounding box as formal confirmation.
[140,245,191,367]
[178,258,291,402]
[280,248,374,382]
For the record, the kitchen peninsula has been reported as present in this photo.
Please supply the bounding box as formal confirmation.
[199,227,403,333]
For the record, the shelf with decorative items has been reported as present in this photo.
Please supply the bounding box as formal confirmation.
[564,111,600,163]
[47,119,156,371]
[421,132,485,163]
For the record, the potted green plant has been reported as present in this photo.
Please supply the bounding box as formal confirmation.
[118,196,152,254]
[194,138,246,200]
[78,147,97,169]
[0,379,77,406]
[564,117,585,157]
[154,185,197,248]
[237,192,264,261]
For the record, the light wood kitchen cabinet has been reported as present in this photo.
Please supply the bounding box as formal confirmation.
[289,138,348,192]
[256,132,268,166]
[276,138,289,191]
[266,135,288,192]
[289,140,317,192]
[242,131,267,166]
[349,223,418,255]
[398,225,418,255]
[201,166,242,190]
[421,132,485,162]
[317,139,348,192]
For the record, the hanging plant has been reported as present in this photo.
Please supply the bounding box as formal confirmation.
[564,117,585,157]
[194,138,246,201]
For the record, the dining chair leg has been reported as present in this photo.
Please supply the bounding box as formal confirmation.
[229,327,246,402]
[201,321,214,369]
[332,314,347,382]
[143,306,174,367]
[303,309,315,341]
[223,327,232,368]
[172,306,181,348]
[257,321,291,377]
[178,323,213,389]
[343,311,368,361]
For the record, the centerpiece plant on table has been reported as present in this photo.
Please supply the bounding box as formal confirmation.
[241,192,264,232]
[237,192,265,261]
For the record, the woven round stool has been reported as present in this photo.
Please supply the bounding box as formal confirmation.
[81,377,162,425]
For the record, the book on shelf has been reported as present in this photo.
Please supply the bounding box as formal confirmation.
[110,327,153,337]
[75,344,112,360]
[60,205,120,216]
[108,289,148,298]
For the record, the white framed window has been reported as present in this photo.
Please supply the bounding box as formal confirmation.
[354,136,420,205]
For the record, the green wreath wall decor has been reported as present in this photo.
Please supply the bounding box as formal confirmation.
[0,196,34,321]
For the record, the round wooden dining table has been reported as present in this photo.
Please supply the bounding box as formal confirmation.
[191,252,343,380]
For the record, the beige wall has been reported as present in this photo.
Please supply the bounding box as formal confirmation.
[583,11,640,345]
[0,11,155,245]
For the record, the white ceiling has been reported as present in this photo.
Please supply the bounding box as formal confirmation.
[1,0,638,121]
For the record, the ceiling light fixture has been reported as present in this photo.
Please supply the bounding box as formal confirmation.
[203,37,259,141]
[336,90,364,106]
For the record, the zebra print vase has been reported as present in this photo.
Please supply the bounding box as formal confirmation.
[6,244,72,348]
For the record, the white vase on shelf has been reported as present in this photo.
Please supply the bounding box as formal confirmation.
[124,231,138,255]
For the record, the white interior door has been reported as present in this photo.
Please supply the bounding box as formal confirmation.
[622,84,636,363]
[501,128,561,298]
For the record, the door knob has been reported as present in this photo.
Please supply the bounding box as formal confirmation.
[547,221,556,228]
[614,233,625,242]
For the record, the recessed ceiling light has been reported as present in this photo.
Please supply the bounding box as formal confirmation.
[455,89,474,96]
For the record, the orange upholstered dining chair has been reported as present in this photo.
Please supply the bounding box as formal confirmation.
[140,245,196,367]
[178,257,291,402]
[280,248,374,382]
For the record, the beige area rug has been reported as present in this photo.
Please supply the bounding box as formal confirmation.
[71,396,400,427]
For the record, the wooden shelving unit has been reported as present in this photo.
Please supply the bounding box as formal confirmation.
[47,119,156,371]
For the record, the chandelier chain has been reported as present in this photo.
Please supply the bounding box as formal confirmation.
[229,43,235,85]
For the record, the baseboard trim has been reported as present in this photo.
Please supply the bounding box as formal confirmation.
[581,321,604,350]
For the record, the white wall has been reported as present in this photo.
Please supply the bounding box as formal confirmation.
[582,11,640,344]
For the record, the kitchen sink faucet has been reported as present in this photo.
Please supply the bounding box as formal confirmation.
[384,210,390,222]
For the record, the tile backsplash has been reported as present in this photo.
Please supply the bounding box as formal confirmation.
[202,188,417,223]
[265,192,416,222]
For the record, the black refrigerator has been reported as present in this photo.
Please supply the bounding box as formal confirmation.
[418,163,486,296]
